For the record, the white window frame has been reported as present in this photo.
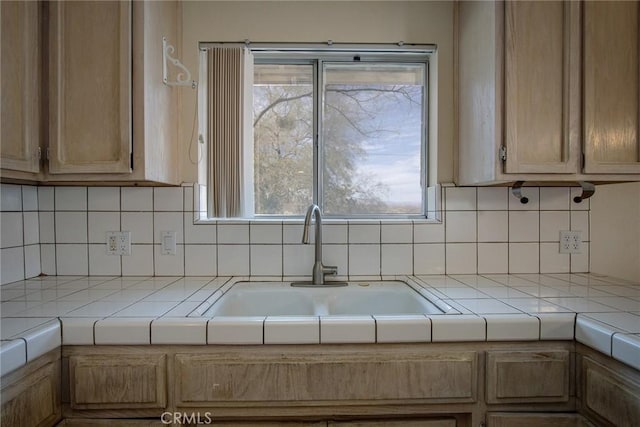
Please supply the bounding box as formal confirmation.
[199,43,435,220]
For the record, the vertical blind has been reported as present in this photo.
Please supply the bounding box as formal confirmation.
[205,47,247,218]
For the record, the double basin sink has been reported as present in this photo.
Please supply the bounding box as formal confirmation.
[204,280,445,317]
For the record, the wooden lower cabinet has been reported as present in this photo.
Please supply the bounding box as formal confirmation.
[486,412,594,427]
[174,349,477,406]
[577,345,640,427]
[20,341,632,426]
[68,354,167,410]
[485,350,571,404]
[0,350,61,427]
[329,419,457,427]
[57,421,165,427]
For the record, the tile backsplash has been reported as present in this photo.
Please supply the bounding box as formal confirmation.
[0,183,590,284]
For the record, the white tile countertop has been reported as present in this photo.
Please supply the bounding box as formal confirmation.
[1,273,639,376]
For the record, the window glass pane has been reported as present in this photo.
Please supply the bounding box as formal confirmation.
[322,63,425,215]
[253,64,314,215]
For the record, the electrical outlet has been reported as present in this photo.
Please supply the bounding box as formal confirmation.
[559,230,582,254]
[106,231,131,256]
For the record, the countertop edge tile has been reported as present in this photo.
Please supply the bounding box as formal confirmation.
[575,314,624,356]
[612,333,640,371]
[94,317,153,345]
[151,317,208,345]
[22,319,61,362]
[60,317,100,345]
[0,339,27,376]
[484,314,540,341]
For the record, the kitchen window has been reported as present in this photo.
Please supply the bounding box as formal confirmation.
[199,45,432,219]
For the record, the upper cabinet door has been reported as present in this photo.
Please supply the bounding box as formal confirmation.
[0,1,41,174]
[584,1,640,174]
[503,1,580,174]
[48,1,131,174]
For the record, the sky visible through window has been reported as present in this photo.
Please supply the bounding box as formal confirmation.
[254,62,424,216]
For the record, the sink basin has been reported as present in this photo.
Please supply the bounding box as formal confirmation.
[204,281,444,316]
[205,283,316,316]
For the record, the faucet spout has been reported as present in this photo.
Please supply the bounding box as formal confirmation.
[301,204,337,285]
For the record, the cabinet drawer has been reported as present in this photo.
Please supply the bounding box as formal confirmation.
[69,354,166,410]
[175,351,478,406]
[487,412,593,427]
[486,350,570,404]
[582,357,640,427]
[329,419,456,427]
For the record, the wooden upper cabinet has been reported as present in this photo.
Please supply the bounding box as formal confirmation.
[457,0,640,184]
[0,1,41,174]
[583,0,640,174]
[504,1,580,174]
[48,0,132,174]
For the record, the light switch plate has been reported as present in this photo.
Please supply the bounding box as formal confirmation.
[161,231,177,255]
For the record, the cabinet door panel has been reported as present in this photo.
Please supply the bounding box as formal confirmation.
[584,1,640,174]
[48,0,131,174]
[504,1,580,174]
[486,350,570,404]
[0,1,40,174]
[69,354,166,410]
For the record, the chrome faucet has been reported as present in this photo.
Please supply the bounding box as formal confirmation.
[301,204,338,285]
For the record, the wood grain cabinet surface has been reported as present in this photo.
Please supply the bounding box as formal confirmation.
[457,0,640,184]
[0,0,41,176]
[48,0,132,175]
[174,350,478,407]
[580,356,640,427]
[1,0,181,185]
[486,350,571,404]
[328,419,457,427]
[49,342,640,425]
[68,354,167,410]
[487,412,594,427]
[583,0,640,175]
[0,352,61,427]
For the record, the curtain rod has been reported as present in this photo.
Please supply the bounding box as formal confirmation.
[199,41,436,53]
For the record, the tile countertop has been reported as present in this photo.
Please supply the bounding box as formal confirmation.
[1,274,639,377]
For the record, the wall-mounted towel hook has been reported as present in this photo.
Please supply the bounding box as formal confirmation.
[511,181,529,204]
[573,181,595,203]
[163,37,197,89]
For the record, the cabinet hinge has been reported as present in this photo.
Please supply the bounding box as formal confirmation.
[45,147,50,160]
[499,145,507,162]
[36,147,42,160]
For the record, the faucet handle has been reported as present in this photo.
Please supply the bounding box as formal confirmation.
[323,265,338,276]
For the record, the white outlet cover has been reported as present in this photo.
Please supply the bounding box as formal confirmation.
[559,230,582,254]
[106,231,119,255]
[119,231,131,256]
[106,231,131,256]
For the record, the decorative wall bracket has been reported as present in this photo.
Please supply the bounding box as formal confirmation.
[510,181,596,205]
[573,181,595,203]
[163,37,197,89]
[511,181,529,204]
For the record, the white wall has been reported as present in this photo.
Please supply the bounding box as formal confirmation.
[590,182,640,282]
[179,1,454,184]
